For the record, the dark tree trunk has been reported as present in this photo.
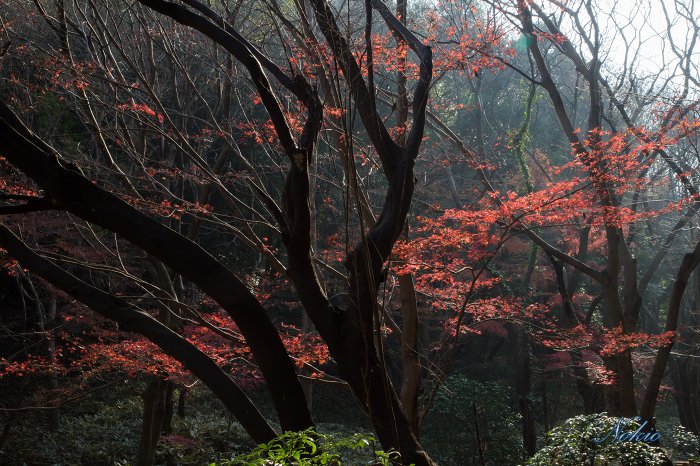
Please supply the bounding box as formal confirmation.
[571,351,604,414]
[0,104,312,434]
[0,0,438,460]
[541,382,550,433]
[163,382,175,434]
[671,355,700,434]
[0,226,277,444]
[177,387,187,419]
[508,325,536,456]
[137,377,169,466]
[641,239,700,420]
[548,254,604,415]
[604,350,637,417]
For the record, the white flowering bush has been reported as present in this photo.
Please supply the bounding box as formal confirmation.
[527,414,671,466]
[668,425,700,461]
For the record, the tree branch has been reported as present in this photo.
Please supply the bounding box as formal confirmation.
[0,224,277,443]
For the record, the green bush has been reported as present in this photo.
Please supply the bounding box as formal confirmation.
[217,428,398,466]
[527,414,670,466]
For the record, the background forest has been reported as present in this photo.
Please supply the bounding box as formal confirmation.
[0,0,699,464]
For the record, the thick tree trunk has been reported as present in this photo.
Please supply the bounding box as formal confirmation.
[0,226,277,444]
[0,106,313,433]
[604,350,637,417]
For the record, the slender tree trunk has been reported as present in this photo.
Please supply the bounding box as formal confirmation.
[46,294,59,432]
[300,310,314,412]
[541,382,549,433]
[508,325,536,456]
[163,382,175,434]
[392,0,422,437]
[548,254,604,414]
[641,238,700,419]
[671,355,700,434]
[137,377,169,466]
[399,268,421,436]
[23,274,60,432]
[177,387,187,419]
[136,256,180,461]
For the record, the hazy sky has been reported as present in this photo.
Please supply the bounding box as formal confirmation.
[597,0,696,74]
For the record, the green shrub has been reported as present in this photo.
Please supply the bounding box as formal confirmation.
[527,414,670,466]
[217,428,398,466]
